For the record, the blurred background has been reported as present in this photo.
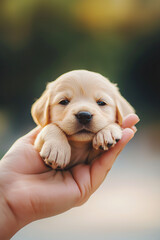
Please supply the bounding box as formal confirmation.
[0,0,160,239]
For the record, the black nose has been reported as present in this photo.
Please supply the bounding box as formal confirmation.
[75,111,93,124]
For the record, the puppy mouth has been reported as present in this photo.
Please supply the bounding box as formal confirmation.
[76,129,93,134]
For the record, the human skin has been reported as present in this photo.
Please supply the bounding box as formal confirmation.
[0,114,139,240]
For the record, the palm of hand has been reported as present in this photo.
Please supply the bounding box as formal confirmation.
[1,133,86,224]
[1,130,96,225]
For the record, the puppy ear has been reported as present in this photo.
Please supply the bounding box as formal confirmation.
[31,90,50,127]
[116,93,135,126]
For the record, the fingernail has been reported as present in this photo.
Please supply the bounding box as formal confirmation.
[132,126,137,133]
[136,115,140,124]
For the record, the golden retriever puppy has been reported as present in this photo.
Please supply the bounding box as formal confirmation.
[31,70,134,169]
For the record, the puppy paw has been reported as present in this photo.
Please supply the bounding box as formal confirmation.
[93,124,122,151]
[39,140,71,169]
[34,124,71,169]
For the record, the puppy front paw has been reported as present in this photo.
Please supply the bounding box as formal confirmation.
[34,124,71,169]
[39,140,71,169]
[93,124,122,151]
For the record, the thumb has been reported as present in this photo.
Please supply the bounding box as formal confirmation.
[90,128,134,193]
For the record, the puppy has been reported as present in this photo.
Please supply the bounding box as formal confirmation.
[31,70,135,169]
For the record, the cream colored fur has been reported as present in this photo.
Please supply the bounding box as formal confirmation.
[31,70,134,169]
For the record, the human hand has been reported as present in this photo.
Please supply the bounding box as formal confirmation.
[0,114,139,240]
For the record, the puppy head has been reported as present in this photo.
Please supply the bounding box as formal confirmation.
[31,70,134,142]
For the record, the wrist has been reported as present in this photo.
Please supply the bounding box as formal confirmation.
[0,161,23,240]
[0,189,20,240]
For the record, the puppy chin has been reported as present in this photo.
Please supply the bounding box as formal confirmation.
[67,131,94,142]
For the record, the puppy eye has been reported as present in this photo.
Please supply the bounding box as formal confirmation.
[59,99,70,105]
[97,100,107,106]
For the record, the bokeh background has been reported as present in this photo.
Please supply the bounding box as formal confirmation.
[0,0,160,239]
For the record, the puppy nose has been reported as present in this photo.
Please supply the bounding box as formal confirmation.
[75,111,93,124]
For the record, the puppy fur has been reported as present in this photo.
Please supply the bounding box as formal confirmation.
[31,70,135,169]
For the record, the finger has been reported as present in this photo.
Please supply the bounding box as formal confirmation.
[122,114,140,129]
[90,128,134,193]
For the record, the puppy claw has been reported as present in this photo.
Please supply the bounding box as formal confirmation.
[57,166,62,169]
[107,143,113,148]
[52,162,59,169]
[44,158,53,169]
[99,145,104,150]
